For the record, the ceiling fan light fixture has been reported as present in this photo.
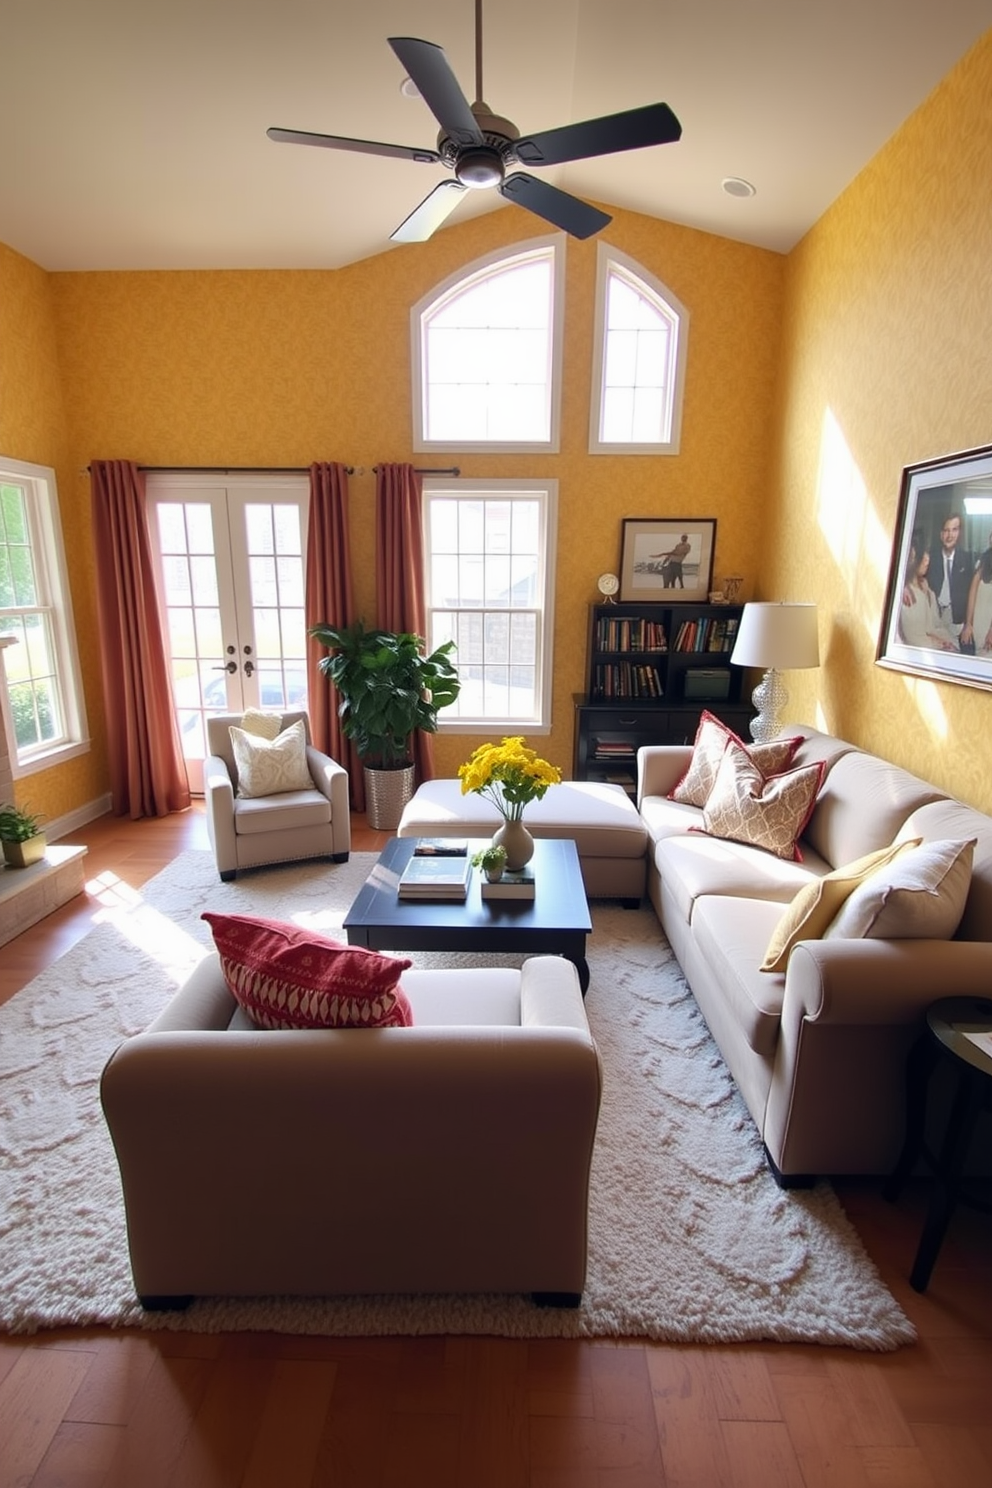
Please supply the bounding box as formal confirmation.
[722,176,756,198]
[400,75,421,99]
[454,146,504,188]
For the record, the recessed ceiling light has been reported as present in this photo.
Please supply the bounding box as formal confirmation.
[400,76,421,99]
[722,176,756,199]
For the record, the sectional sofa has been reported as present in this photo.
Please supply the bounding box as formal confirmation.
[637,725,992,1183]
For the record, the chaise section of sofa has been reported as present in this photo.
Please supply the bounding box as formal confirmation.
[637,726,992,1183]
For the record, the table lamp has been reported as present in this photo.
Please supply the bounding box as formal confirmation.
[730,603,820,743]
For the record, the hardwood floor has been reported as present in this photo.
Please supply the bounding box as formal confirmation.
[1,807,991,1487]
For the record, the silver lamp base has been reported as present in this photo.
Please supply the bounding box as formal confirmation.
[749,668,789,744]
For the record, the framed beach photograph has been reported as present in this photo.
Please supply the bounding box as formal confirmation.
[876,443,992,692]
[619,518,716,603]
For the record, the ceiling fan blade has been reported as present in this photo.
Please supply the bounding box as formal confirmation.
[267,126,440,165]
[391,180,468,243]
[388,37,483,147]
[515,101,682,167]
[500,174,611,239]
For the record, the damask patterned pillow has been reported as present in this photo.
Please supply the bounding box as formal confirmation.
[230,718,313,798]
[202,912,414,1029]
[670,711,803,808]
[701,745,825,862]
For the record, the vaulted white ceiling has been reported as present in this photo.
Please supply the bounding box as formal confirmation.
[2,0,989,271]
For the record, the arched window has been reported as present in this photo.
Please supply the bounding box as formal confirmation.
[412,236,564,453]
[589,244,688,454]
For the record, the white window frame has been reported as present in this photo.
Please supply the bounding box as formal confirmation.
[423,478,558,734]
[588,242,688,455]
[411,235,566,454]
[0,455,89,778]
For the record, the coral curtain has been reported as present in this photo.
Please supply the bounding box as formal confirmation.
[375,462,435,784]
[90,460,191,819]
[305,462,365,812]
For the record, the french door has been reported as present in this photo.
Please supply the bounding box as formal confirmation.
[146,474,309,792]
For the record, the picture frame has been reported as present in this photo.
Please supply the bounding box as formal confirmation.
[619,518,716,603]
[876,443,992,692]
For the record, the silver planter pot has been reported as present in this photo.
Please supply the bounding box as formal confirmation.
[363,764,416,832]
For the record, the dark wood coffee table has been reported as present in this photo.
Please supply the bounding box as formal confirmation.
[343,836,592,993]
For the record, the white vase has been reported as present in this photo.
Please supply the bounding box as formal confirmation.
[493,818,535,872]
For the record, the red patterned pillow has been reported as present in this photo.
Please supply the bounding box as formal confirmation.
[670,711,803,808]
[201,912,413,1029]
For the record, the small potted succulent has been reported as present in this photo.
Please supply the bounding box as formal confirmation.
[0,802,47,869]
[471,843,508,883]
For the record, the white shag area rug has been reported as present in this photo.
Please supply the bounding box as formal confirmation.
[0,849,915,1348]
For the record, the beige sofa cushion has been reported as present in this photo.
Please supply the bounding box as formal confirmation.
[654,831,825,926]
[691,896,788,1059]
[802,749,945,869]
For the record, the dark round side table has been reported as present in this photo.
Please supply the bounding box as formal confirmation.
[883,996,992,1292]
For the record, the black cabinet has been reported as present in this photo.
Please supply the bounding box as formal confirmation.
[573,603,750,797]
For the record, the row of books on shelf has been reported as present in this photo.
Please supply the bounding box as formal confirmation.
[672,615,739,653]
[594,616,668,653]
[592,663,663,699]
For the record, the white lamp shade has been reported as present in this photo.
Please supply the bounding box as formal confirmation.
[730,603,820,671]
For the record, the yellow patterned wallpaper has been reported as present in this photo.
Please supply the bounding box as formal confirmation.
[0,243,107,819]
[763,28,992,811]
[35,204,782,800]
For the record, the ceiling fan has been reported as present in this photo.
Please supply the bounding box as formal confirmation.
[267,0,682,243]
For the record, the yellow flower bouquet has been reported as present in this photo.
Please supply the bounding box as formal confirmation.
[458,736,562,822]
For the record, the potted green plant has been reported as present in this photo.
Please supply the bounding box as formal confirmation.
[471,843,508,882]
[0,802,47,869]
[308,619,462,830]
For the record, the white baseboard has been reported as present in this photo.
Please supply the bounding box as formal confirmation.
[47,793,113,843]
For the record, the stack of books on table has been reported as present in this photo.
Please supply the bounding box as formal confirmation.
[398,853,472,901]
[481,867,536,901]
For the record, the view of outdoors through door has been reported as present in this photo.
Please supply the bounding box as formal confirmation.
[146,476,309,792]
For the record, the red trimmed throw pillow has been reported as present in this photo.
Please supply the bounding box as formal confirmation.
[701,746,825,862]
[670,710,803,808]
[201,912,413,1029]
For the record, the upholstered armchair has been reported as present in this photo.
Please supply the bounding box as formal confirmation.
[203,711,350,880]
[101,952,602,1308]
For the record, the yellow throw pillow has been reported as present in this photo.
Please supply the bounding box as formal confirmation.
[240,708,284,740]
[760,838,923,973]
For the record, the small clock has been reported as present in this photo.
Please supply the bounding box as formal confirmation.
[597,572,620,601]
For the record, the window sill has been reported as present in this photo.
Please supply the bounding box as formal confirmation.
[11,738,91,780]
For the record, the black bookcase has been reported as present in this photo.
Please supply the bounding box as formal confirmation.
[573,602,750,797]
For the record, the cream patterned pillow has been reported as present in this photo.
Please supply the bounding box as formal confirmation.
[702,745,824,861]
[823,838,976,941]
[670,711,803,808]
[760,838,922,972]
[240,708,284,741]
[230,719,313,798]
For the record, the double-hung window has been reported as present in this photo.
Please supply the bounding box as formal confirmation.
[589,243,688,454]
[424,480,557,733]
[0,457,88,776]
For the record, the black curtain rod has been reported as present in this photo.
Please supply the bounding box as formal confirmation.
[373,465,461,476]
[82,462,460,477]
[83,463,355,476]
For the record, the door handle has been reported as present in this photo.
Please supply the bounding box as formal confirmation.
[243,660,255,676]
[212,661,237,674]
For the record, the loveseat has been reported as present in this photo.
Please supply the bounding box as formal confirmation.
[637,724,992,1183]
[101,952,602,1308]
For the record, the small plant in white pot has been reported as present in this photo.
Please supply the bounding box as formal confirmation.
[471,843,508,882]
[0,802,46,869]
